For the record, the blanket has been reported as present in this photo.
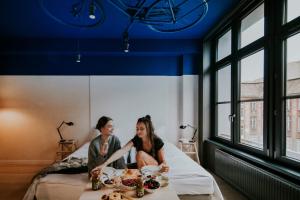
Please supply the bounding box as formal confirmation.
[22,157,88,200]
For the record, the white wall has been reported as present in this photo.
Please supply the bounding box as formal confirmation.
[0,75,198,161]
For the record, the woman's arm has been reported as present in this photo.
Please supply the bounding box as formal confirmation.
[157,148,169,172]
[91,141,133,175]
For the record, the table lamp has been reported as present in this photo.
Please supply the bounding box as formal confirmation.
[179,124,198,142]
[57,121,74,142]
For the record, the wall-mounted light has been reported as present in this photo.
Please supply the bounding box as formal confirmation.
[57,121,74,142]
[179,124,198,142]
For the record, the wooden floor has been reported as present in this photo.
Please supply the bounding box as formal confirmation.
[0,162,248,200]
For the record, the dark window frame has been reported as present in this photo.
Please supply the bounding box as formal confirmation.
[208,0,300,170]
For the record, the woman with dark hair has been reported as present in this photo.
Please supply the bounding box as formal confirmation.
[88,116,125,175]
[91,115,169,176]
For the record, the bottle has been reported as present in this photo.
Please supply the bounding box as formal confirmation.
[91,175,101,191]
[136,175,144,198]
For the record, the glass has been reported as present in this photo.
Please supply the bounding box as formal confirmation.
[217,65,231,102]
[240,50,264,100]
[217,103,231,139]
[217,30,231,61]
[240,3,264,48]
[287,0,300,22]
[286,98,300,160]
[240,101,263,149]
[286,33,300,96]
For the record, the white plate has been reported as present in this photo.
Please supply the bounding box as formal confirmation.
[141,165,160,176]
[101,167,116,178]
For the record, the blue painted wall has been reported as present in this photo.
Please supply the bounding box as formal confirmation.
[0,39,201,75]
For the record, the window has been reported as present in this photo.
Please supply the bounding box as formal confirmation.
[239,50,264,149]
[206,0,300,171]
[250,102,256,112]
[297,116,300,132]
[217,30,231,61]
[240,4,264,48]
[287,99,291,111]
[286,0,300,22]
[216,65,232,140]
[284,32,300,161]
[250,116,257,129]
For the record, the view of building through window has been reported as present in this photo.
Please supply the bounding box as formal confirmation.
[239,50,264,148]
[286,32,300,161]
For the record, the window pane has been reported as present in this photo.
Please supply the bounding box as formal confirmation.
[217,103,231,139]
[286,33,300,96]
[217,65,231,102]
[240,50,264,100]
[287,0,300,22]
[286,98,300,161]
[240,4,264,48]
[240,101,263,149]
[217,30,231,61]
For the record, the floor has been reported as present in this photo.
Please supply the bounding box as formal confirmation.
[0,163,248,200]
[212,173,248,200]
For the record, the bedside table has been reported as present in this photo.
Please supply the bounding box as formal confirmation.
[56,139,77,160]
[178,141,200,164]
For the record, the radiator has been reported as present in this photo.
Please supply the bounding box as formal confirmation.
[215,149,300,200]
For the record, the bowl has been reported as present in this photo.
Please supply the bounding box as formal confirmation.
[101,177,117,188]
[120,178,138,191]
[144,179,160,193]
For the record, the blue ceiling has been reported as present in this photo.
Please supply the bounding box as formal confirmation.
[0,0,239,39]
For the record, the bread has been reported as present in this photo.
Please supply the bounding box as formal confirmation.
[101,192,133,200]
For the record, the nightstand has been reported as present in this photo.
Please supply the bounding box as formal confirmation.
[56,139,77,160]
[178,141,200,164]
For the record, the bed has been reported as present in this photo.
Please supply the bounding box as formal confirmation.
[29,142,223,200]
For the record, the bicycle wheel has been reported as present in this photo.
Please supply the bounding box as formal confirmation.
[146,0,208,33]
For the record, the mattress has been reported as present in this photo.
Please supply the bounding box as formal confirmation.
[34,142,223,200]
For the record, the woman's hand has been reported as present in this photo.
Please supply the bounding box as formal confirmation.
[91,164,106,177]
[159,163,169,173]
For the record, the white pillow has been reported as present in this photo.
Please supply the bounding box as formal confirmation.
[87,129,100,141]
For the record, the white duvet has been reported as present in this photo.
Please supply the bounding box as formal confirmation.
[62,141,223,199]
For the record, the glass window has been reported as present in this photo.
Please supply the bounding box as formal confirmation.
[297,116,300,132]
[250,102,256,112]
[239,50,264,149]
[217,65,231,102]
[287,115,291,132]
[240,101,263,148]
[286,33,300,96]
[240,50,264,100]
[240,4,264,48]
[285,33,300,161]
[217,30,232,61]
[250,116,257,129]
[287,0,300,22]
[216,65,232,140]
[287,99,291,111]
[217,103,231,139]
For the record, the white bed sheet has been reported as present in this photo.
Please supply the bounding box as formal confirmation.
[35,142,223,200]
[164,143,223,199]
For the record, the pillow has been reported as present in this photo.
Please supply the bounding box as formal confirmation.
[87,129,100,141]
[63,142,90,161]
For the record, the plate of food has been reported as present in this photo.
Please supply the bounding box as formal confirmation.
[101,191,134,200]
[120,178,138,191]
[143,178,160,193]
[140,165,160,176]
